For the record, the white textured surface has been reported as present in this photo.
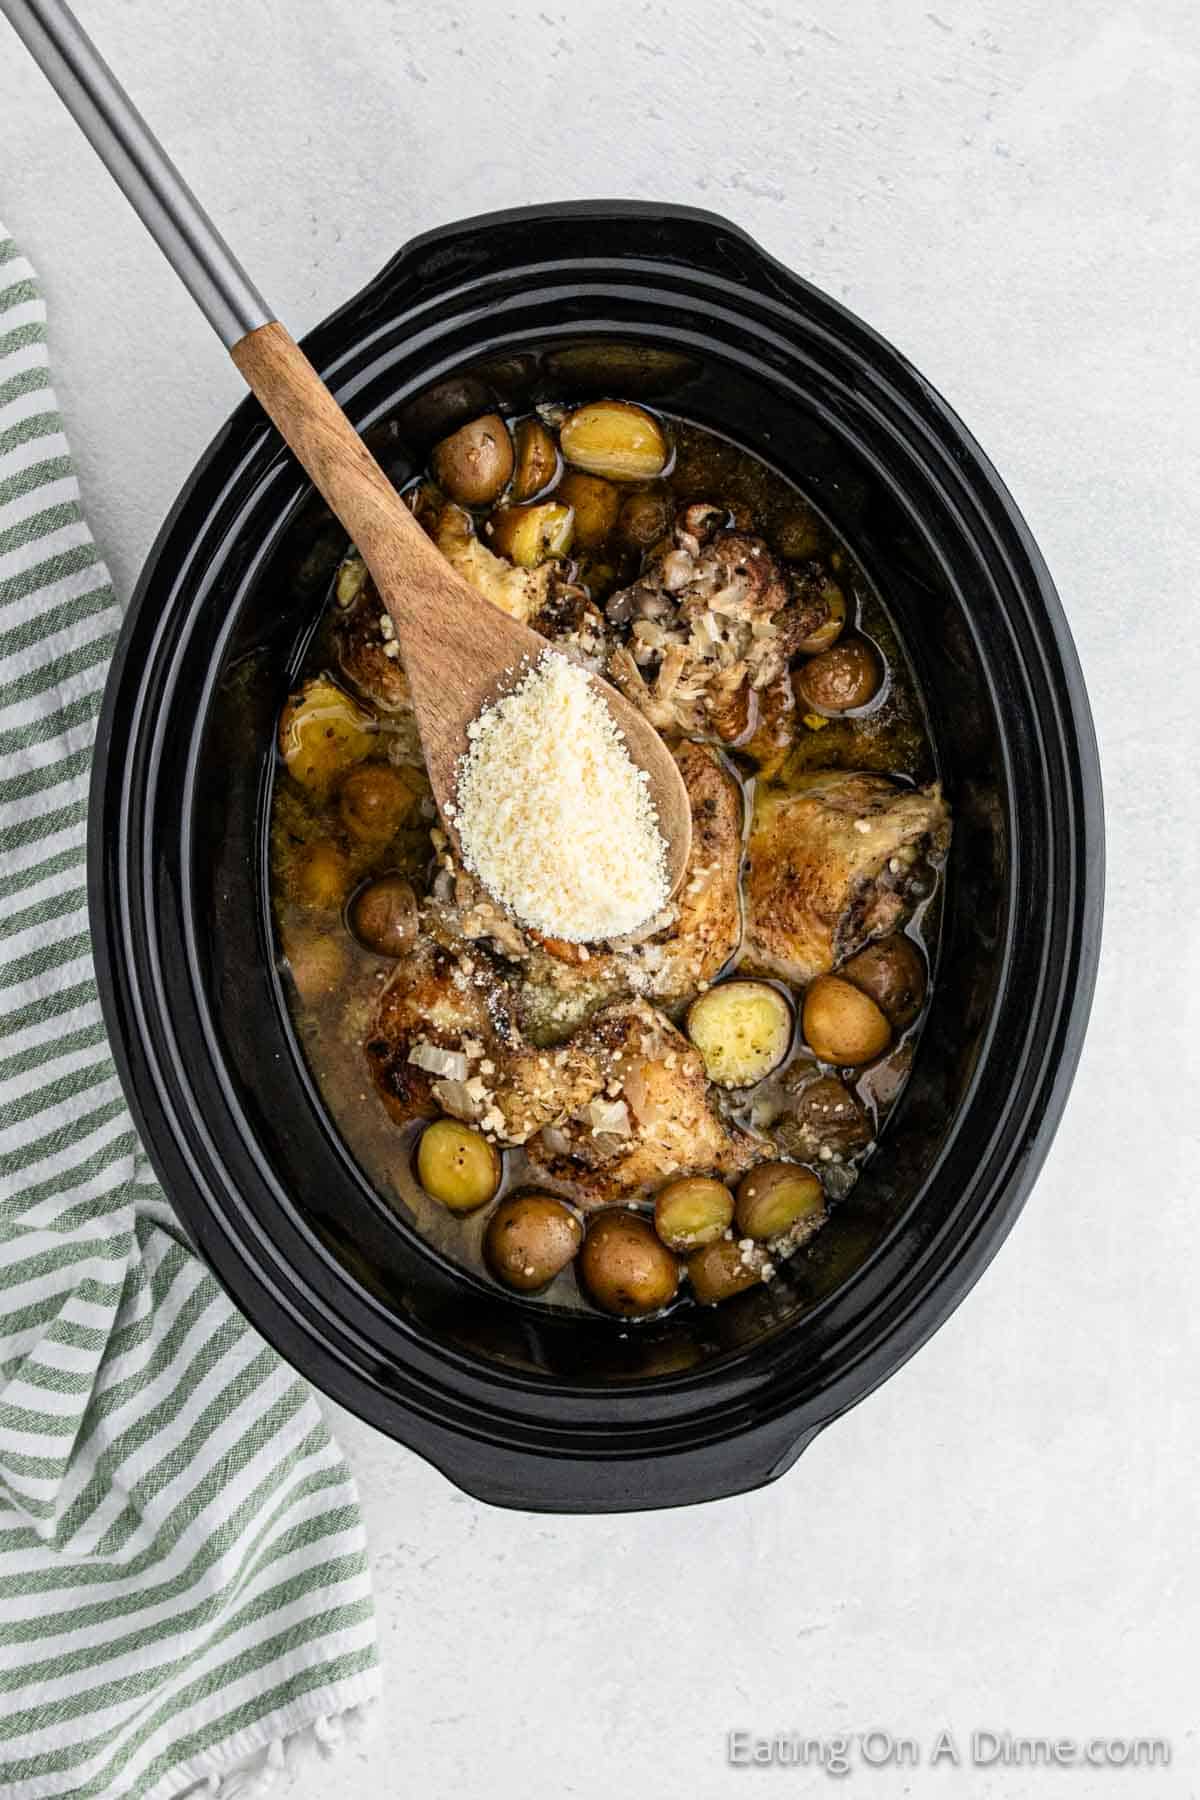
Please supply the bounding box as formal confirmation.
[3,0,1198,1793]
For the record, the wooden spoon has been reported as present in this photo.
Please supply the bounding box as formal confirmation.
[8,0,692,913]
[232,325,691,895]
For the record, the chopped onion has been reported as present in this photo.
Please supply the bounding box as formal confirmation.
[585,1097,631,1138]
[431,1078,478,1118]
[408,1042,470,1082]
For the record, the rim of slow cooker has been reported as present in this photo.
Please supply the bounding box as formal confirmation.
[91,202,1103,1465]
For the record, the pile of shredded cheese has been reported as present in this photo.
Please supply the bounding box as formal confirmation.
[453,651,670,942]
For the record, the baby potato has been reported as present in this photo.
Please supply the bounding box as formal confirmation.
[293,842,351,912]
[338,763,421,843]
[802,974,891,1066]
[735,1163,825,1243]
[653,1176,735,1253]
[556,471,620,549]
[687,1237,771,1305]
[431,413,514,506]
[792,639,882,714]
[278,677,374,793]
[484,1192,583,1292]
[348,874,419,958]
[776,1073,873,1162]
[486,501,575,567]
[281,928,345,1004]
[686,980,793,1088]
[839,934,927,1029]
[510,418,560,502]
[560,401,669,481]
[618,489,673,548]
[578,1211,681,1317]
[416,1118,501,1214]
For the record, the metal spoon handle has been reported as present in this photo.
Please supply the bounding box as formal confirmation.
[3,0,271,346]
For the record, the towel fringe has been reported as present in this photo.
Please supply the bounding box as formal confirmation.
[184,1700,376,1800]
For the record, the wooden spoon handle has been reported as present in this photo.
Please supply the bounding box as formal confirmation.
[231,321,443,611]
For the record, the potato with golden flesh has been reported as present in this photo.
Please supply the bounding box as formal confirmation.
[485,1193,582,1292]
[417,1118,501,1213]
[293,842,351,912]
[686,980,792,1088]
[338,763,421,843]
[432,413,514,506]
[653,1177,734,1253]
[735,1163,825,1243]
[578,1210,680,1316]
[560,402,669,481]
[556,471,620,548]
[802,974,891,1065]
[510,418,559,502]
[687,1237,771,1305]
[792,639,882,714]
[485,501,574,567]
[839,934,927,1029]
[279,678,374,793]
[349,875,419,958]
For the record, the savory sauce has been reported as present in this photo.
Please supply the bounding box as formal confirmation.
[269,408,948,1318]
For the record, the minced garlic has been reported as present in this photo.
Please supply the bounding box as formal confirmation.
[454,650,669,942]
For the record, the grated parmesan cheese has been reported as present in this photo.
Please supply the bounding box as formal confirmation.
[454,650,669,942]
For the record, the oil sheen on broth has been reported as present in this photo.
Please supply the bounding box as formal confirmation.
[269,404,950,1320]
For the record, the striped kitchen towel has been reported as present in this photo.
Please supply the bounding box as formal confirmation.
[0,230,379,1796]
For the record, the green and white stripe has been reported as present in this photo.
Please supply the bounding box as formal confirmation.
[0,231,378,1799]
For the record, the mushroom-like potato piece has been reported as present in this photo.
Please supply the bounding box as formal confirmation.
[618,489,673,548]
[802,974,891,1066]
[510,418,560,502]
[653,1177,735,1253]
[578,1210,680,1316]
[293,842,351,912]
[789,570,847,655]
[484,1193,582,1292]
[792,639,882,715]
[485,501,574,567]
[687,1237,771,1305]
[431,413,514,506]
[686,981,793,1089]
[556,471,620,548]
[774,1072,873,1163]
[560,402,669,481]
[734,1163,825,1243]
[338,763,421,844]
[416,1119,502,1213]
[839,934,927,1029]
[348,875,419,958]
[278,677,374,793]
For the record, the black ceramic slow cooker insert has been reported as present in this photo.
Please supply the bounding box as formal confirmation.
[90,202,1103,1512]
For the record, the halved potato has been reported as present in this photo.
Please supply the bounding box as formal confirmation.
[734,1163,825,1243]
[686,980,793,1088]
[278,678,375,793]
[485,501,575,567]
[653,1177,734,1253]
[417,1119,502,1213]
[560,402,669,481]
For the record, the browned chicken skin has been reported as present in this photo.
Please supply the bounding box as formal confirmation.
[527,1001,759,1202]
[742,772,950,986]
